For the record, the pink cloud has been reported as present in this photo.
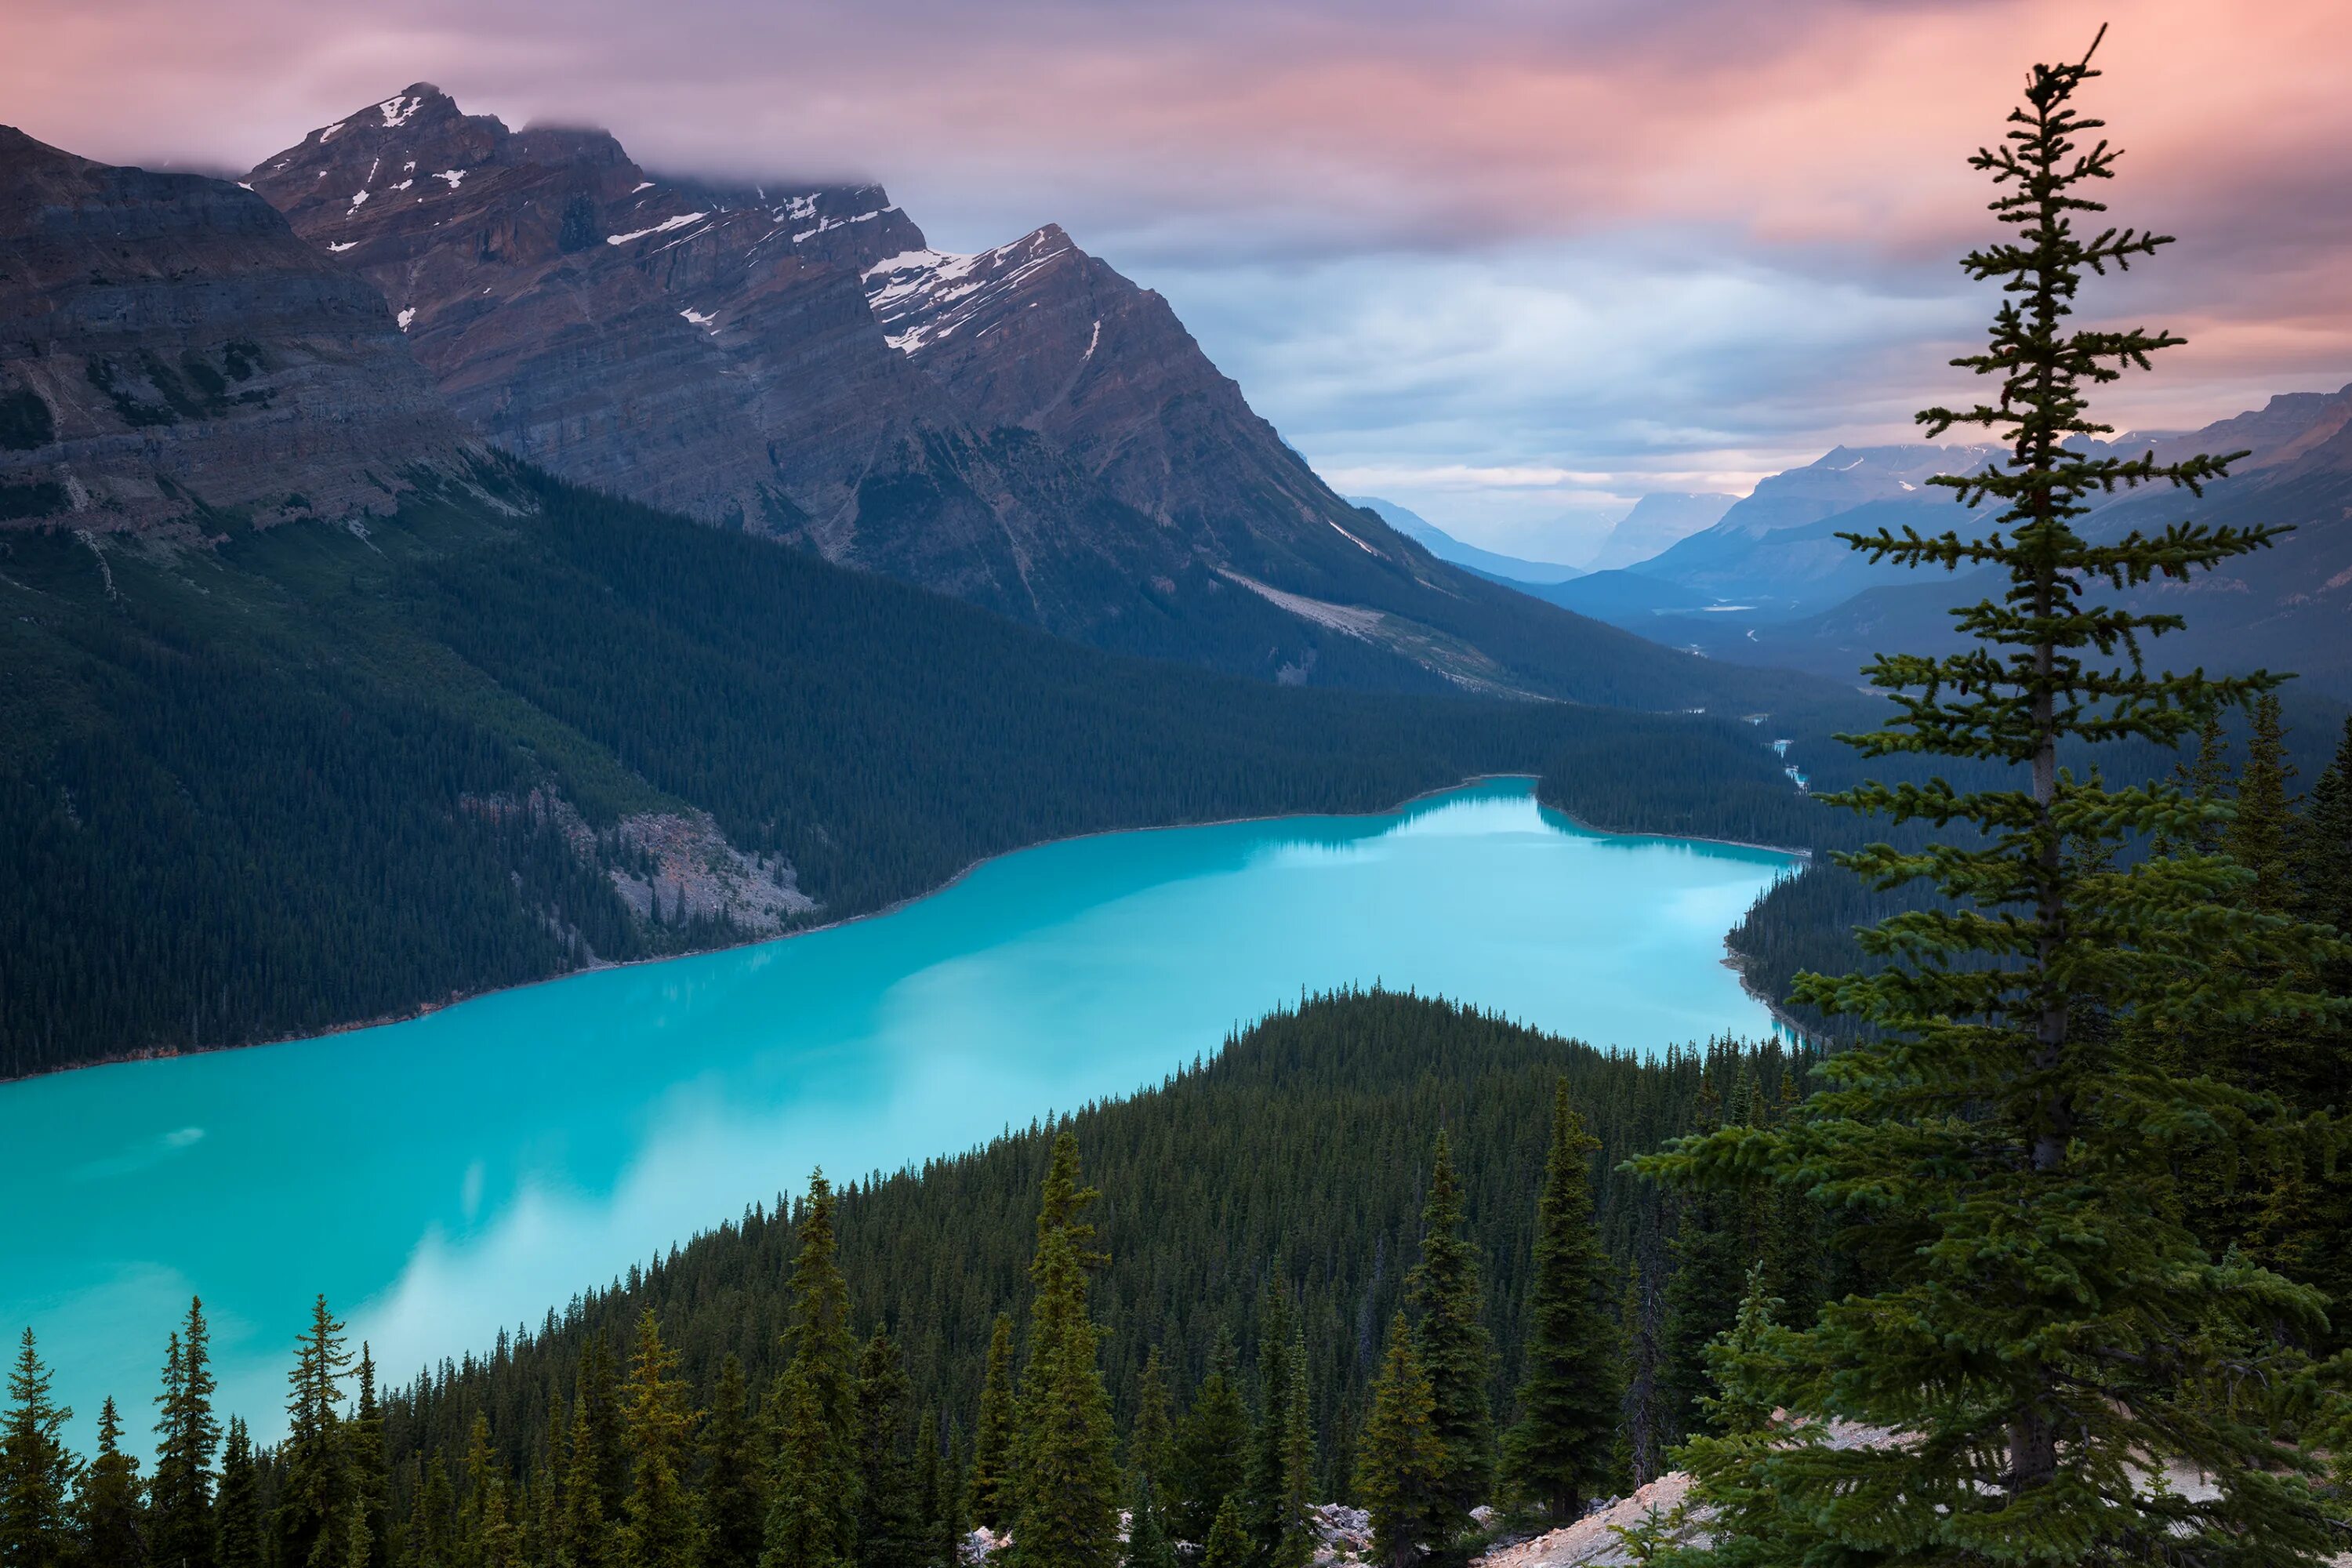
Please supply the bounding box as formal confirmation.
[5,0,2344,539]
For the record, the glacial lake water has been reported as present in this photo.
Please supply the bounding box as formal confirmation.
[0,779,1793,1449]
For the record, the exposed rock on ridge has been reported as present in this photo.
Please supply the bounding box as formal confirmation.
[245,87,1214,634]
[0,125,475,532]
[866,223,1443,594]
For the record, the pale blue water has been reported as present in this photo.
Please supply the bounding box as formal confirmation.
[0,779,1792,1450]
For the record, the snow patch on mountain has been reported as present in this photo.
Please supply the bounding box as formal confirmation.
[862,229,1074,356]
[606,211,706,245]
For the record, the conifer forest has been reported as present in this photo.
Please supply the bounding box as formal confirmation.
[5,21,2352,1568]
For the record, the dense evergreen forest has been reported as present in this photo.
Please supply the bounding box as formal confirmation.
[0,461,1849,1080]
[1559,684,2352,1044]
[0,990,1833,1568]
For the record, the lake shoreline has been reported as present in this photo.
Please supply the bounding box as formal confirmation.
[8,771,1613,1089]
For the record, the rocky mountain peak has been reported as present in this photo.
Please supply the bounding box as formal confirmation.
[245,85,948,537]
[0,125,476,533]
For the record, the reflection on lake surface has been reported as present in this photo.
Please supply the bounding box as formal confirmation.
[0,779,1792,1446]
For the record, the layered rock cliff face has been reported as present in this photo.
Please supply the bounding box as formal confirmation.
[245,87,1207,633]
[0,125,474,532]
[866,223,1403,588]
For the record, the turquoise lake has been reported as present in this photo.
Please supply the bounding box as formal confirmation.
[0,779,1794,1448]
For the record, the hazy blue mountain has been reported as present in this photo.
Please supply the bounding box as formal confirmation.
[1584,492,1736,571]
[1350,496,1586,583]
[1628,387,2352,701]
[1623,445,2000,616]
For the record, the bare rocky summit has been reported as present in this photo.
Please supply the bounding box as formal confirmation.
[0,125,475,533]
[866,223,1397,590]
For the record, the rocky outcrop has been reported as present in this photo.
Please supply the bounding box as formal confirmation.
[0,125,475,532]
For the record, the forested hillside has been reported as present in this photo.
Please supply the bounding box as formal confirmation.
[13,991,1825,1566]
[378,991,1813,1475]
[2,460,1857,1080]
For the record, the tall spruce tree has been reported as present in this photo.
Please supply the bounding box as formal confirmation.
[935,1425,971,1568]
[1269,1333,1314,1568]
[1616,1264,1664,1492]
[1404,1132,1492,1534]
[1007,1133,1122,1568]
[411,1457,456,1568]
[1125,1349,1174,1494]
[1169,1334,1250,1546]
[1,1329,74,1568]
[347,1347,388,1568]
[461,1414,499,1566]
[1656,1084,1744,1446]
[913,1413,944,1568]
[574,1334,630,1537]
[2293,717,2352,1345]
[210,1423,260,1568]
[2304,718,2352,932]
[561,1386,617,1568]
[277,1297,352,1568]
[1246,1287,1297,1564]
[763,1171,860,1568]
[1501,1083,1621,1526]
[699,1356,764,1568]
[622,1312,701,1568]
[1650,1265,1800,1568]
[1198,1498,1248,1568]
[967,1316,1017,1534]
[474,1475,519,1568]
[79,1396,147,1568]
[1639,31,2349,1563]
[852,1330,924,1568]
[1123,1473,1177,1568]
[340,1502,372,1568]
[151,1299,218,1568]
[1352,1316,1442,1568]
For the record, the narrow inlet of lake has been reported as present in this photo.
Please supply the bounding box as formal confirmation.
[1,779,1794,1447]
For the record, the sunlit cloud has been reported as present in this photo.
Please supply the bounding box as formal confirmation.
[4,0,2344,559]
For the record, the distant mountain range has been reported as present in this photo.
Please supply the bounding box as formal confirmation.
[209,84,1831,707]
[1584,492,1736,571]
[1494,403,2352,702]
[1348,497,1585,583]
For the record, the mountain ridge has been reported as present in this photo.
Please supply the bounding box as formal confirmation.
[1348,496,1588,584]
[0,122,478,534]
[235,85,1847,711]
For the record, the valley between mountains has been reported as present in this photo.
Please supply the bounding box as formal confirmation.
[6,27,2352,1568]
[0,96,1858,1080]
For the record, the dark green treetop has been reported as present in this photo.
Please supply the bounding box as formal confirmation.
[151,1298,219,1568]
[1008,1133,1122,1568]
[1403,1131,1493,1534]
[1352,1315,1443,1568]
[1501,1081,1621,1526]
[763,1170,861,1568]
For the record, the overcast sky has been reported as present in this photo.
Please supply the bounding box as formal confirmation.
[11,0,2349,559]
